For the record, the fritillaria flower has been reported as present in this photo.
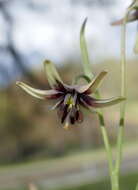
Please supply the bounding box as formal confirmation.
[16,60,125,129]
[111,0,138,53]
[111,0,138,26]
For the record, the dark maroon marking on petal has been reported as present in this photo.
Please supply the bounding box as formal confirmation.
[87,99,107,108]
[70,116,75,124]
[79,97,90,110]
[46,93,64,99]
[81,94,95,106]
[69,106,77,125]
[61,104,69,124]
[54,80,67,93]
[76,110,83,123]
[83,88,92,95]
[75,110,79,121]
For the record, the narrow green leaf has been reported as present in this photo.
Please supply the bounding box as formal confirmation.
[43,60,63,87]
[80,18,93,79]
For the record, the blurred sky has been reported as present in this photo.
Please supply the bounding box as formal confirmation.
[0,0,137,86]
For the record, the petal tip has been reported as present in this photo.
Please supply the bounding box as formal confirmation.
[16,81,22,86]
[120,97,126,101]
[81,17,88,34]
[102,70,108,75]
[44,60,51,65]
[83,17,88,25]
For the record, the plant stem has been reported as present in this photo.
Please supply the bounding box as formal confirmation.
[99,113,113,175]
[80,19,114,190]
[96,91,113,177]
[115,9,131,176]
[96,92,116,190]
[111,171,119,190]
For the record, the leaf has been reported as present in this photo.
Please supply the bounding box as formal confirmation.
[80,18,93,79]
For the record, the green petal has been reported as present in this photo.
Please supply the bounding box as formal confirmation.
[92,97,126,108]
[76,71,107,93]
[43,60,63,87]
[16,81,58,99]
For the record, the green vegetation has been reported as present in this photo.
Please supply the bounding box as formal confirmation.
[59,172,138,190]
[3,172,138,190]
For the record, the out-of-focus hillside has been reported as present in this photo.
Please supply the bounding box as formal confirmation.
[0,59,138,164]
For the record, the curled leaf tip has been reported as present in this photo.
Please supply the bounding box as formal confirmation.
[44,60,51,64]
[81,17,88,34]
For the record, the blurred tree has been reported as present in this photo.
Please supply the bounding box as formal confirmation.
[71,0,115,6]
[0,0,43,87]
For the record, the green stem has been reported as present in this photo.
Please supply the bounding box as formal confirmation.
[99,113,113,175]
[95,92,113,176]
[115,9,131,176]
[111,171,119,190]
[80,18,114,190]
[96,92,116,190]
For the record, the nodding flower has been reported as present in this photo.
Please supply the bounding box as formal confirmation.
[111,0,138,53]
[16,60,125,129]
[111,0,138,26]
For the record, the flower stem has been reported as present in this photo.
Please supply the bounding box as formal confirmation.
[99,112,113,175]
[111,171,119,190]
[80,18,114,190]
[115,9,131,177]
[96,92,119,190]
[96,92,113,177]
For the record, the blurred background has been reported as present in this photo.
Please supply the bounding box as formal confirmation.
[0,0,138,189]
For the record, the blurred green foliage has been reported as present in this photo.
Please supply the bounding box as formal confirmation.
[2,172,138,190]
[59,172,138,190]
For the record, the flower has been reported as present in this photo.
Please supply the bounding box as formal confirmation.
[16,60,125,129]
[111,0,138,53]
[111,10,138,26]
[111,0,138,26]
